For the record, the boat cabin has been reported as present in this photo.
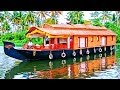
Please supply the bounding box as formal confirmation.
[25,23,116,50]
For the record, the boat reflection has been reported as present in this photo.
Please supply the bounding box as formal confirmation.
[36,52,116,79]
[5,51,116,79]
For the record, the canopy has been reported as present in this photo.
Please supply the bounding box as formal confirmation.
[26,24,116,38]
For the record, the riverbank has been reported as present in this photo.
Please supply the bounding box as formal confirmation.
[0,41,23,47]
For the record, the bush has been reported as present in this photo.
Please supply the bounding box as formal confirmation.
[31,38,43,45]
[104,22,120,43]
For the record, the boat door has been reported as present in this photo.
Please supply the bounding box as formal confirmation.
[101,36,106,46]
[79,37,86,48]
[70,37,73,49]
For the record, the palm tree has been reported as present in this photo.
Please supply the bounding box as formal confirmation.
[1,20,11,33]
[115,11,120,26]
[49,11,62,24]
[34,11,62,26]
[90,11,100,19]
[24,11,35,26]
[112,13,116,23]
[0,12,4,22]
[11,11,23,31]
[67,11,84,24]
[0,11,12,33]
[35,11,48,26]
[0,13,4,34]
[20,14,27,31]
[0,12,5,33]
[100,11,112,24]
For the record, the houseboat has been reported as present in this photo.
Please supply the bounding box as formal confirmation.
[3,23,116,61]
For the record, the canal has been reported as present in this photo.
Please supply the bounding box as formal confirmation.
[0,45,120,79]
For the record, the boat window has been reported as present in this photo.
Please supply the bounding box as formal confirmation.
[59,38,67,44]
[44,37,49,46]
[112,36,114,41]
[50,38,54,44]
[91,36,94,42]
[46,41,49,44]
[97,36,99,41]
[58,38,59,43]
[78,37,80,48]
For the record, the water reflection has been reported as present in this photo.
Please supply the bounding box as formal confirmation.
[37,52,116,79]
[5,51,117,79]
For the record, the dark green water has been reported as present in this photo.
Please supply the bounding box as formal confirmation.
[4,45,120,79]
[0,46,120,79]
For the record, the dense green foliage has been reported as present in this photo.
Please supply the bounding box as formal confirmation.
[0,30,27,46]
[0,30,44,46]
[0,11,120,46]
[91,18,103,26]
[67,11,84,24]
[104,22,120,43]
[31,38,43,45]
[0,11,62,46]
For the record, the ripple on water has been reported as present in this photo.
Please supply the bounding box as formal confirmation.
[0,52,21,79]
[88,68,119,79]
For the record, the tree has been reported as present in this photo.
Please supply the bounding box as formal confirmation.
[67,11,84,24]
[115,11,120,26]
[91,18,103,26]
[35,11,48,26]
[2,20,11,33]
[112,13,116,23]
[11,11,23,31]
[49,11,62,24]
[90,11,100,19]
[104,22,120,43]
[24,11,35,26]
[100,11,112,24]
[44,18,56,24]
[0,13,5,33]
[0,13,4,23]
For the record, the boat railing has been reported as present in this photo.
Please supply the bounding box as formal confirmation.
[23,43,67,50]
